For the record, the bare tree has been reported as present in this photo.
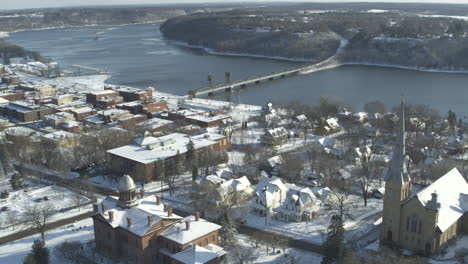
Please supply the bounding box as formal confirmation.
[281,153,303,184]
[6,210,18,230]
[353,154,382,206]
[23,203,55,244]
[326,178,352,220]
[229,244,258,264]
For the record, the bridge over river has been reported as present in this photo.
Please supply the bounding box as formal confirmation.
[189,55,341,97]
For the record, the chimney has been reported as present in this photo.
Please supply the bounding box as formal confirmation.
[93,204,98,213]
[109,211,114,223]
[195,211,200,222]
[156,196,161,205]
[147,215,153,226]
[163,204,168,212]
[186,221,191,230]
[140,189,145,198]
[127,217,132,228]
[167,207,173,217]
[101,204,107,214]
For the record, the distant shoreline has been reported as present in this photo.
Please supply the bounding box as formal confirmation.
[168,40,316,63]
[169,39,468,75]
[2,20,166,35]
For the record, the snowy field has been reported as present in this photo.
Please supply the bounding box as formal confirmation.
[0,184,92,238]
[16,72,111,92]
[236,234,323,264]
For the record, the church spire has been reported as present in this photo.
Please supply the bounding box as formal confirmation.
[385,96,411,184]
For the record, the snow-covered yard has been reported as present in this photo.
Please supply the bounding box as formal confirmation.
[0,218,94,264]
[0,185,93,238]
[430,236,468,264]
[241,195,383,245]
[235,234,323,264]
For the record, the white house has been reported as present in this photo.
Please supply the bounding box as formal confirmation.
[251,177,287,216]
[274,187,320,222]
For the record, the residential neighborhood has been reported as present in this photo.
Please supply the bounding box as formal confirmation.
[1,3,468,264]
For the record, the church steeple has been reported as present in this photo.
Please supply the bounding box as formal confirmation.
[381,97,412,245]
[385,97,411,186]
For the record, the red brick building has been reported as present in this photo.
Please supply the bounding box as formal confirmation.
[86,90,120,104]
[70,107,97,121]
[0,92,24,101]
[118,89,153,102]
[92,175,225,264]
[106,133,230,182]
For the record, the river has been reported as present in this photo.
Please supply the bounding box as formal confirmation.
[6,22,468,115]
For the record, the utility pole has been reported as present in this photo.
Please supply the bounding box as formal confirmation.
[225,72,232,83]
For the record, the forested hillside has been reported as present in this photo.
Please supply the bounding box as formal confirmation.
[160,3,468,70]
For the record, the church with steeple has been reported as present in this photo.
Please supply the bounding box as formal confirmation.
[381,99,468,255]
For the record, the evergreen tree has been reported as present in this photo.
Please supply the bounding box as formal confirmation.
[174,150,184,176]
[10,172,23,190]
[32,240,49,264]
[448,110,457,131]
[186,140,198,180]
[192,167,198,181]
[321,215,344,264]
[23,240,49,264]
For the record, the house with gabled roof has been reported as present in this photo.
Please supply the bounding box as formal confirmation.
[251,176,288,216]
[274,186,320,222]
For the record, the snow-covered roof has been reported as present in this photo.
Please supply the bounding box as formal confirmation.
[96,195,183,237]
[296,114,308,122]
[138,117,173,129]
[267,155,283,168]
[4,126,40,137]
[170,245,220,264]
[326,118,340,128]
[70,107,94,114]
[416,168,468,232]
[286,186,316,207]
[217,176,252,196]
[318,137,336,148]
[255,176,287,202]
[161,215,221,245]
[266,127,288,138]
[187,114,230,123]
[87,90,117,96]
[44,112,74,120]
[191,133,226,141]
[42,130,77,141]
[107,133,218,164]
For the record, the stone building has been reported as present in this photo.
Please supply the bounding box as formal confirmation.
[92,175,225,264]
[381,100,468,255]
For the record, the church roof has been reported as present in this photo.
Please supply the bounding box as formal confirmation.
[416,168,468,232]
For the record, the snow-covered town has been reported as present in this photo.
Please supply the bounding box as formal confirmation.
[1,35,468,264]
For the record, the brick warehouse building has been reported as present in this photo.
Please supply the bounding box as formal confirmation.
[92,175,226,264]
[106,133,230,182]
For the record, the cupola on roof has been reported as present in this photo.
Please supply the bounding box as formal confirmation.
[118,174,136,192]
